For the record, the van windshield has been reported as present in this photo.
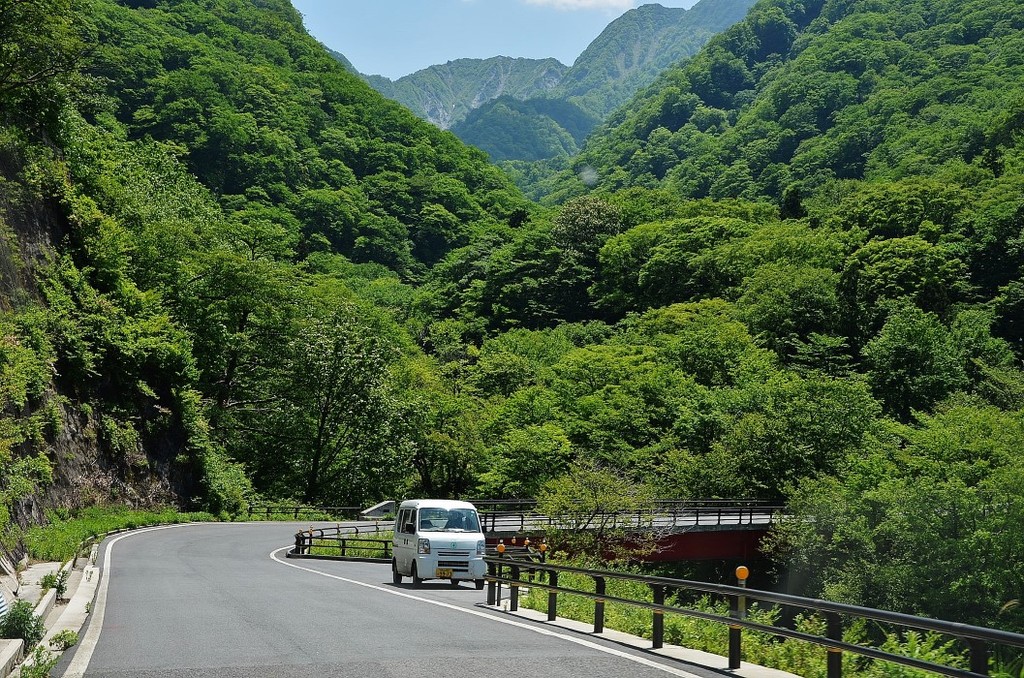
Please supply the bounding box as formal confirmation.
[417,508,480,533]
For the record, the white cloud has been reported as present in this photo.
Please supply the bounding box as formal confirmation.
[523,0,636,10]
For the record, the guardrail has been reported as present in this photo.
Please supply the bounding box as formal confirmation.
[484,556,1024,678]
[289,523,393,562]
[247,504,363,520]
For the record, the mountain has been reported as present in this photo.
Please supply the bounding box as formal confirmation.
[553,0,758,119]
[361,57,569,130]
[332,0,755,163]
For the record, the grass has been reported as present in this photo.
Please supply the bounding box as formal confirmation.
[24,506,216,561]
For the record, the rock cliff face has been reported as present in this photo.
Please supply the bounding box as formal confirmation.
[0,148,203,560]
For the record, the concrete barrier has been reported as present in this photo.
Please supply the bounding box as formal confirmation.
[0,639,23,677]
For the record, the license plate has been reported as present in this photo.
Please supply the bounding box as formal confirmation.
[435,568,453,578]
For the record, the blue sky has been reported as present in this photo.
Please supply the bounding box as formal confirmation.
[291,0,699,80]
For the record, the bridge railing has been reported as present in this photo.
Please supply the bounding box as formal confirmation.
[484,556,1024,678]
[476,500,786,534]
[247,503,363,521]
[289,523,393,562]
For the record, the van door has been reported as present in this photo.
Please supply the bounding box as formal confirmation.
[394,507,417,574]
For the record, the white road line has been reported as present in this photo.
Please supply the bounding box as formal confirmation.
[270,547,703,678]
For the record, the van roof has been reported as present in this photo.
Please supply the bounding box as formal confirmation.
[398,499,478,510]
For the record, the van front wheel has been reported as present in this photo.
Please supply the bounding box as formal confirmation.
[411,562,423,587]
[475,579,485,590]
[392,560,402,585]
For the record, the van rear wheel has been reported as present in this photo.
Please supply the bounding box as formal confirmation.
[392,559,402,585]
[411,562,423,587]
[475,579,485,590]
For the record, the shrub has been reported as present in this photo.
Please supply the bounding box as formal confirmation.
[49,629,78,651]
[39,568,68,599]
[0,600,45,645]
[20,646,58,677]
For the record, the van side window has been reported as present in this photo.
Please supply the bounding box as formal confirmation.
[400,509,415,534]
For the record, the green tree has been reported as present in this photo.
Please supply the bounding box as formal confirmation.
[237,297,407,505]
[537,460,655,558]
[862,305,968,421]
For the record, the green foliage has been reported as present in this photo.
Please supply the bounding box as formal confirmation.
[24,507,216,562]
[86,0,527,275]
[546,0,1024,203]
[0,600,44,646]
[452,96,599,162]
[771,400,1024,631]
[537,461,654,557]
[19,646,59,678]
[39,568,69,600]
[49,629,79,651]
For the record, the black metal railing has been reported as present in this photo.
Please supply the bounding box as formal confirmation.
[484,556,1024,678]
[476,500,786,534]
[289,523,393,562]
[247,503,363,520]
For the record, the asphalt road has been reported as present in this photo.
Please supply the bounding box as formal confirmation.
[53,522,712,678]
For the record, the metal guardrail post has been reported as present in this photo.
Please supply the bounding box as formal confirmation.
[547,571,558,621]
[487,562,497,606]
[730,566,748,670]
[510,565,520,612]
[729,594,741,669]
[968,639,988,676]
[827,612,842,678]
[652,585,665,649]
[594,576,606,634]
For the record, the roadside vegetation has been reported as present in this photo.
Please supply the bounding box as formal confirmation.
[23,507,215,562]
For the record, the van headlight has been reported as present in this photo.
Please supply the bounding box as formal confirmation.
[476,540,485,555]
[417,538,431,554]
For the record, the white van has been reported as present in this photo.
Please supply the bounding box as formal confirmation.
[392,499,486,589]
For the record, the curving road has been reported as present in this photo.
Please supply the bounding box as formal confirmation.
[53,523,714,678]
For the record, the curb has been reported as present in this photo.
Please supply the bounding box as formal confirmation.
[8,548,99,676]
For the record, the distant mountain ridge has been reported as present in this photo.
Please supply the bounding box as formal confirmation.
[554,0,758,119]
[361,56,569,130]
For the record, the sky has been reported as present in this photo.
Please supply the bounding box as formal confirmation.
[290,0,700,80]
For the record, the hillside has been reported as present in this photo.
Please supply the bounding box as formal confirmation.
[0,0,532,541]
[542,0,1024,203]
[450,97,601,162]
[553,0,758,119]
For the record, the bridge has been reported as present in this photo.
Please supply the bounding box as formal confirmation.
[473,499,782,562]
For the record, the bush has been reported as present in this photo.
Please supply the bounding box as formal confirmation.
[49,629,78,650]
[40,568,68,600]
[0,600,45,645]
[20,646,58,677]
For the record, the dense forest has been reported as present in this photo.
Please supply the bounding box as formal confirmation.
[1,0,1022,637]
